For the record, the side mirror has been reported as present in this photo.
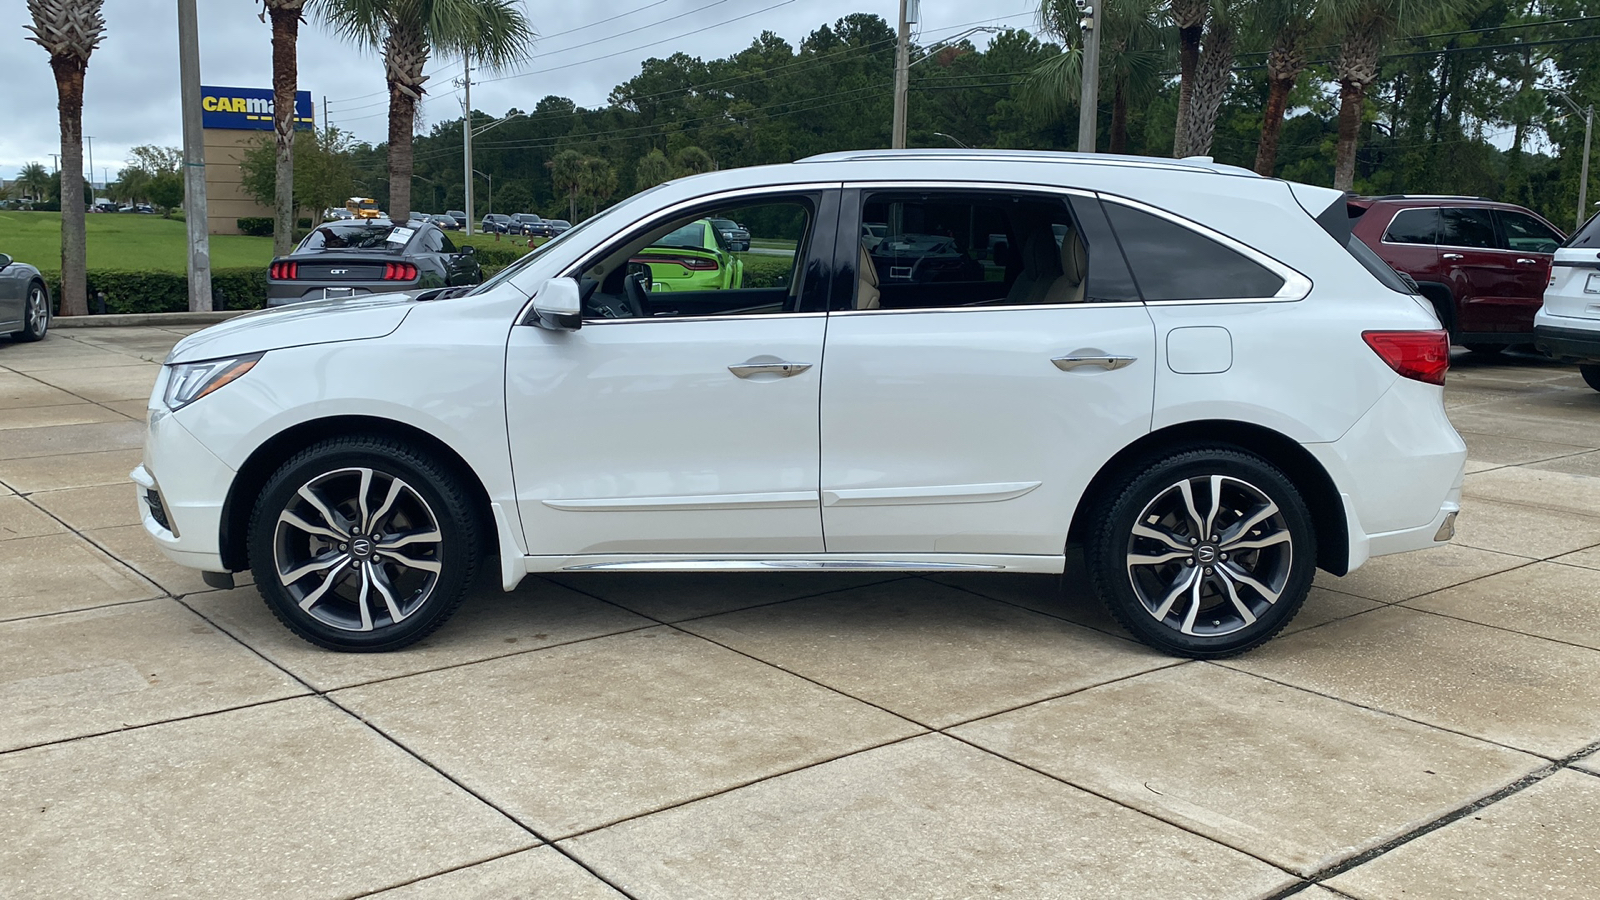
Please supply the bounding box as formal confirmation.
[459,244,475,255]
[0,253,11,270]
[532,277,582,331]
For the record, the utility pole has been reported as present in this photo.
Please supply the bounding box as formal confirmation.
[177,0,212,311]
[462,50,474,235]
[1555,92,1595,231]
[323,95,329,132]
[891,0,912,149]
[85,136,95,201]
[1077,1,1101,153]
[49,153,59,174]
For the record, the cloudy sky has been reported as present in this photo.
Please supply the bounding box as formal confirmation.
[0,0,1042,183]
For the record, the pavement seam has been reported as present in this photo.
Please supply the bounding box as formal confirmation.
[0,694,313,758]
[1391,601,1600,656]
[341,846,538,899]
[1213,663,1575,762]
[1272,739,1600,894]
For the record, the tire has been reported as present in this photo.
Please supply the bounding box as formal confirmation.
[1582,364,1600,393]
[9,281,50,342]
[248,436,481,652]
[1462,342,1508,357]
[1085,447,1316,659]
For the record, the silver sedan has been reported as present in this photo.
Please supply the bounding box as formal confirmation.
[0,253,50,342]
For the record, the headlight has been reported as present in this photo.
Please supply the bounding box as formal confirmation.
[164,353,263,410]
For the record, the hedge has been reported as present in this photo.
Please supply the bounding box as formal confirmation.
[238,217,318,236]
[739,254,793,289]
[43,268,269,314]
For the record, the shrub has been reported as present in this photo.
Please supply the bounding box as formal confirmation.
[236,217,273,237]
[739,254,793,290]
[468,244,526,268]
[43,267,270,314]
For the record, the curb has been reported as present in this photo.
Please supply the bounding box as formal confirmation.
[51,310,252,328]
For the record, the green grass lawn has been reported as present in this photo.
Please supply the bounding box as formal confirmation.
[0,210,275,272]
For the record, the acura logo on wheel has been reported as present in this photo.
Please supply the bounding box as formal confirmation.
[1196,545,1217,564]
[351,538,372,556]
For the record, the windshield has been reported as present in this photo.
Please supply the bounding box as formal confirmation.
[297,223,413,253]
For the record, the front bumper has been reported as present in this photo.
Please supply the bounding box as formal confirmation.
[1534,321,1600,365]
[134,404,237,572]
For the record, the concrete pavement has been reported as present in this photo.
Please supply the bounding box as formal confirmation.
[3,326,1599,898]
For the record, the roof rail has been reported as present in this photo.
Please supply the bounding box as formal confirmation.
[795,148,1259,176]
[1361,194,1496,202]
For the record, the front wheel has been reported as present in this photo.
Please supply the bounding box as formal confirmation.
[10,282,49,342]
[1086,448,1316,658]
[1581,364,1600,393]
[248,436,481,651]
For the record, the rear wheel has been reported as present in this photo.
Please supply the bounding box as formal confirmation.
[1581,364,1600,393]
[248,436,481,651]
[9,282,49,342]
[1086,448,1316,658]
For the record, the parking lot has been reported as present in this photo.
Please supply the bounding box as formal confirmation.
[2,325,1599,898]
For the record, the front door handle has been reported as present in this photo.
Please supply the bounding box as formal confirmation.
[1052,355,1136,371]
[729,362,812,378]
[1442,252,1465,260]
[1516,258,1539,265]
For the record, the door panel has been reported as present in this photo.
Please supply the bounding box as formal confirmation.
[819,306,1156,555]
[1440,208,1524,334]
[506,315,827,555]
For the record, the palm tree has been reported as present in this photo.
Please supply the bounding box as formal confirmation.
[263,0,310,256]
[1181,1,1238,159]
[1252,0,1316,176]
[1030,0,1169,154]
[547,149,583,222]
[318,0,533,223]
[581,156,616,217]
[1324,0,1466,190]
[16,162,53,203]
[1170,0,1208,157]
[636,149,674,189]
[25,0,106,317]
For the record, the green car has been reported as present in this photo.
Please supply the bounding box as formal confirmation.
[631,219,744,292]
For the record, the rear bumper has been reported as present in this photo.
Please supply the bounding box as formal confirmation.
[1533,319,1600,365]
[1303,376,1467,571]
[266,282,411,306]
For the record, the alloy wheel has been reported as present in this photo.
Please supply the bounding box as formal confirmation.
[27,286,48,336]
[1124,474,1293,638]
[272,466,444,632]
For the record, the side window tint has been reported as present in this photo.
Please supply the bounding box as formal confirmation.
[580,197,813,320]
[1383,209,1439,245]
[1439,208,1497,249]
[1067,196,1141,303]
[418,229,444,253]
[852,192,1122,310]
[1102,201,1286,301]
[440,232,457,253]
[1496,211,1562,254]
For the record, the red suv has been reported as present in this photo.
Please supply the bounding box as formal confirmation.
[1350,195,1566,354]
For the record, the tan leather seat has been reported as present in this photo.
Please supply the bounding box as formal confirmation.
[1005,225,1087,305]
[857,244,881,310]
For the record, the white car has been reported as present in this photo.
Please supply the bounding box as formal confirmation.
[135,150,1465,658]
[1534,211,1600,392]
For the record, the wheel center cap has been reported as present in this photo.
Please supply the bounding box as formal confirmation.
[1195,544,1217,564]
[350,536,374,559]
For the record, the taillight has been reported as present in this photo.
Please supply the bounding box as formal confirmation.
[383,263,417,280]
[1363,330,1449,385]
[269,262,297,279]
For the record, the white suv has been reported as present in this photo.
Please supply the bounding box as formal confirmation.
[135,150,1465,658]
[1535,212,1600,391]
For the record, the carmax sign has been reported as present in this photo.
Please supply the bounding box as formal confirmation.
[200,86,314,131]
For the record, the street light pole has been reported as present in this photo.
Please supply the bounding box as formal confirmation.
[473,169,491,217]
[462,50,474,235]
[1077,1,1101,153]
[176,0,211,311]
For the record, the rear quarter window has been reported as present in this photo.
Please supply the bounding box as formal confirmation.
[1382,208,1439,245]
[1566,212,1600,249]
[1102,201,1286,301]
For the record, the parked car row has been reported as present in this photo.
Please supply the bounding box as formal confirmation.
[478,212,572,237]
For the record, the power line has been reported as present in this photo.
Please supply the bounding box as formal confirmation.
[477,0,803,85]
[537,0,677,41]
[534,0,735,59]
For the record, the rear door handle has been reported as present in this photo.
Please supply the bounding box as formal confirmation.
[1052,355,1136,371]
[1442,253,1465,260]
[1516,258,1538,265]
[729,362,812,378]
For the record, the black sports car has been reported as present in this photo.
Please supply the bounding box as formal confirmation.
[266,221,482,307]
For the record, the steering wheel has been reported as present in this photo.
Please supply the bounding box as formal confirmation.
[622,270,650,318]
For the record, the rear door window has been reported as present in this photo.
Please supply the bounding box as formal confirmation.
[1440,208,1497,249]
[1383,208,1439,245]
[1495,210,1563,254]
[1101,201,1286,301]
